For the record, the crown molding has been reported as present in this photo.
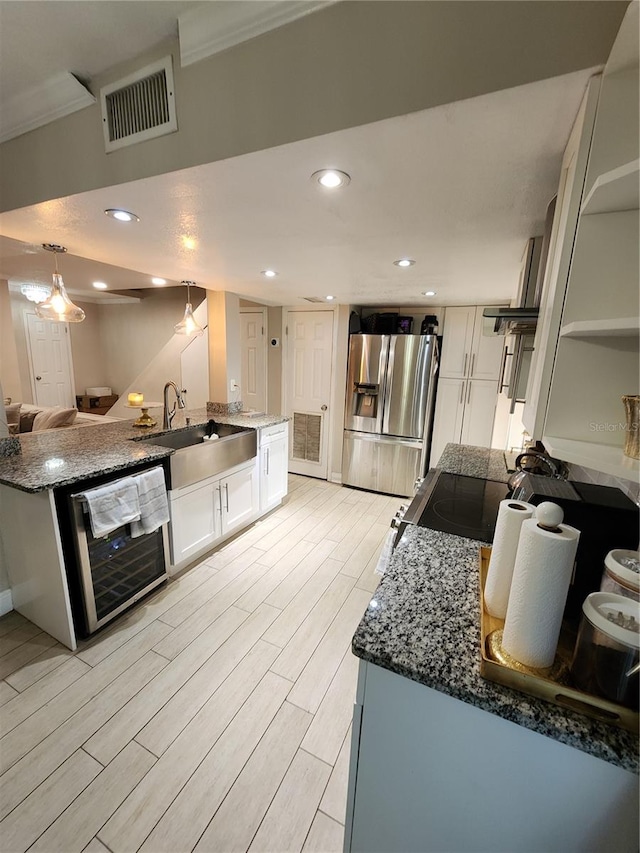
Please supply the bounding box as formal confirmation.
[0,71,96,145]
[179,1,336,68]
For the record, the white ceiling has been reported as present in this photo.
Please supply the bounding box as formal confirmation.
[0,235,180,303]
[0,68,594,307]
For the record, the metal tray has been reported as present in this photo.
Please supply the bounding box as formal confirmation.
[479,546,639,733]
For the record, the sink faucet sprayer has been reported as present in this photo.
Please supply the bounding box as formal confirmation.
[163,381,186,429]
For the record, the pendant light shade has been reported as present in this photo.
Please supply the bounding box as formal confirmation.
[175,281,204,336]
[36,245,85,323]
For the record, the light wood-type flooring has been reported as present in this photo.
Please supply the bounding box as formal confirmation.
[0,475,400,853]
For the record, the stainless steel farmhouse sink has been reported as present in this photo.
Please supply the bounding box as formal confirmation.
[139,422,257,489]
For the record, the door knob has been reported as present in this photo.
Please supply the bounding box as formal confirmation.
[36,376,42,381]
[321,404,328,411]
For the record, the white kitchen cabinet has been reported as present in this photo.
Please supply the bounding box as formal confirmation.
[430,378,498,466]
[432,305,503,464]
[469,306,504,381]
[525,7,639,479]
[429,378,466,468]
[440,306,503,382]
[346,661,639,853]
[259,422,289,512]
[168,476,220,567]
[168,458,259,570]
[460,379,499,446]
[221,461,259,536]
[523,78,601,440]
[439,307,475,378]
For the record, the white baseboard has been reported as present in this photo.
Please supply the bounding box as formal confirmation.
[0,588,13,617]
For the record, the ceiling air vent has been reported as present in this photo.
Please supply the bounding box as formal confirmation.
[100,56,177,153]
[302,297,327,303]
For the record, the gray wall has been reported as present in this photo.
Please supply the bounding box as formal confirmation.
[6,288,205,403]
[0,1,627,213]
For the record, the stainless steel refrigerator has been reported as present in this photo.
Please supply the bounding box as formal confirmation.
[342,334,439,497]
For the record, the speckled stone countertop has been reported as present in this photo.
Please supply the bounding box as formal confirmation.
[436,442,510,483]
[352,443,638,774]
[352,526,638,773]
[0,407,287,493]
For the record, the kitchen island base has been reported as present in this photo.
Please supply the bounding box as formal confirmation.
[0,484,76,650]
[346,661,639,853]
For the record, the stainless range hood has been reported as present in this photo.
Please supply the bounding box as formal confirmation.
[486,196,556,336]
[483,306,539,335]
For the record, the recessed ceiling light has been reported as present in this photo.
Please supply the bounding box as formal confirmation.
[262,269,278,278]
[182,236,197,250]
[92,281,108,290]
[394,259,415,268]
[423,290,437,297]
[104,208,139,222]
[326,295,335,301]
[311,169,351,189]
[151,277,167,286]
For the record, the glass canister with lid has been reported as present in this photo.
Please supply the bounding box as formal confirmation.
[570,592,639,709]
[600,549,640,601]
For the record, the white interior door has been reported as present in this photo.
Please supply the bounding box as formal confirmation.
[285,310,334,479]
[240,311,267,413]
[25,313,74,407]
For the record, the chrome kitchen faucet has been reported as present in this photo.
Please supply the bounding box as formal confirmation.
[163,381,186,429]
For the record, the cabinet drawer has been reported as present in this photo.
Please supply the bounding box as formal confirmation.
[260,422,289,445]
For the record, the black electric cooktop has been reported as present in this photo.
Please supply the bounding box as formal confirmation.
[405,470,510,543]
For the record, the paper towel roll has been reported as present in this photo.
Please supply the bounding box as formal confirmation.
[484,500,536,618]
[502,515,580,669]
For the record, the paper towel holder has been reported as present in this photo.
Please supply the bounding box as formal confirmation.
[536,501,564,533]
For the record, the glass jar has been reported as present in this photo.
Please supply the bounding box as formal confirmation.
[571,592,639,709]
[600,549,640,602]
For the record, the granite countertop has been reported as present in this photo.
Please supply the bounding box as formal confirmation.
[352,445,638,774]
[436,442,511,483]
[0,407,288,493]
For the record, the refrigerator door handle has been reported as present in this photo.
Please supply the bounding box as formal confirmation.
[381,336,396,435]
[343,431,423,448]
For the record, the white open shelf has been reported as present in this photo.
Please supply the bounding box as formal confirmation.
[543,435,640,480]
[580,158,640,215]
[559,317,640,338]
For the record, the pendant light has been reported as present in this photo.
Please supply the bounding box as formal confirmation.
[174,280,204,336]
[36,244,85,323]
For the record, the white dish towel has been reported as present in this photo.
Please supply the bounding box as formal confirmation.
[131,467,170,538]
[84,477,141,539]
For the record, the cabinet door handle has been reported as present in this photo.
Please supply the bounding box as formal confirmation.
[459,382,465,405]
[463,353,468,376]
[224,483,229,512]
[217,485,223,515]
[500,348,514,393]
[498,345,508,390]
[467,382,472,404]
[265,447,270,476]
[470,353,476,377]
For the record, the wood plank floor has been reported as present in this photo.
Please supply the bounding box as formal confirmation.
[0,476,400,853]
